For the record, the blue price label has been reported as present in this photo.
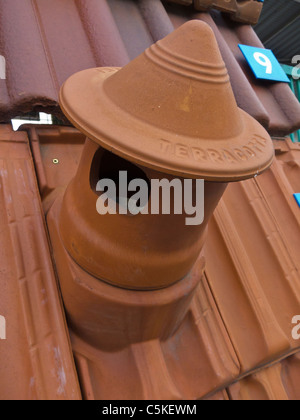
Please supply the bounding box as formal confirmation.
[294,193,300,209]
[238,45,289,83]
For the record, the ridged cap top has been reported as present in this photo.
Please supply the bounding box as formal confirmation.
[60,20,274,181]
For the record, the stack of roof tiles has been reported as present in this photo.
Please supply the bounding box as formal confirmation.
[0,0,300,400]
[167,0,264,25]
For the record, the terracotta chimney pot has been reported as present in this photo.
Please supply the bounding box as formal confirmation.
[55,20,273,291]
[47,21,274,397]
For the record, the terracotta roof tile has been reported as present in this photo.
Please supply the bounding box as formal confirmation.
[205,151,300,373]
[0,125,81,399]
[0,0,299,136]
[227,352,300,400]
[228,364,291,400]
[204,389,230,400]
[166,0,263,25]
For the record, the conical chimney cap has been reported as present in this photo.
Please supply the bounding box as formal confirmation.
[60,20,273,181]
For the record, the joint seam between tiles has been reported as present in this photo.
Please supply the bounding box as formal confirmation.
[204,346,300,400]
[214,201,288,346]
[253,176,300,279]
[30,0,60,93]
[202,272,242,374]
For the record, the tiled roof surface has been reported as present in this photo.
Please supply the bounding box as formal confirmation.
[1,0,300,400]
[4,125,297,400]
[0,0,300,136]
[0,126,81,399]
[205,139,300,372]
